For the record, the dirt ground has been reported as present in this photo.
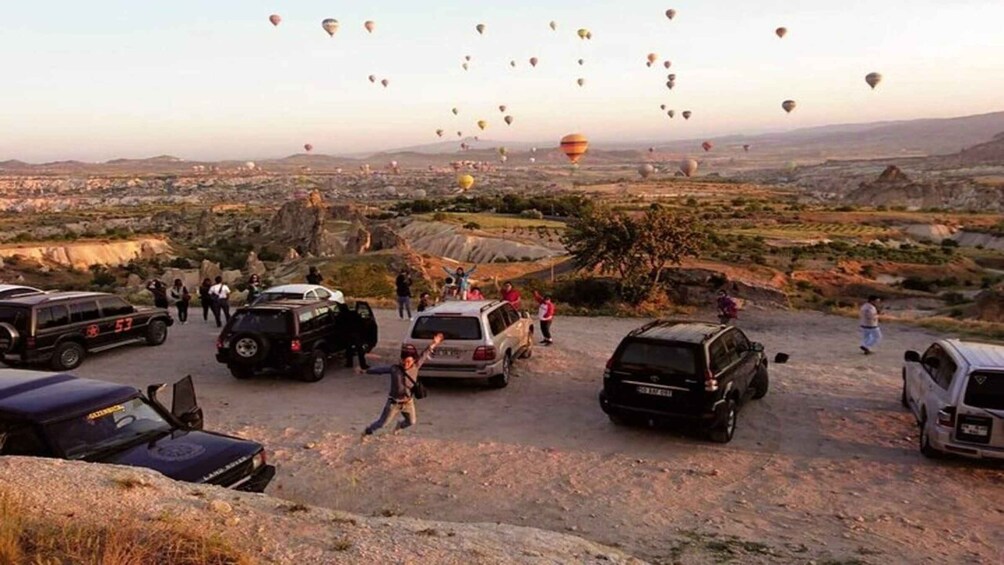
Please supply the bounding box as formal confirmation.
[73,308,1004,564]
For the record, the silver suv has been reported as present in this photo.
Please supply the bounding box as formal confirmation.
[902,339,1004,460]
[402,300,534,388]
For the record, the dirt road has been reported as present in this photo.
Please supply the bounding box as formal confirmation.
[75,309,1004,564]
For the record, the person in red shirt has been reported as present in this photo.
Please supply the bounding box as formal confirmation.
[494,276,522,310]
[533,290,555,345]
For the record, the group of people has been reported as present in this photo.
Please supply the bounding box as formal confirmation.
[146,274,254,328]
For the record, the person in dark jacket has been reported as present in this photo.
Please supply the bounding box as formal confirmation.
[198,278,213,322]
[395,268,413,320]
[146,280,169,309]
[246,274,263,304]
[339,303,370,372]
[417,292,433,313]
[167,279,190,323]
[306,266,323,285]
[362,333,443,437]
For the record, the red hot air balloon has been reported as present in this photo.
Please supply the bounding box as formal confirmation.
[269,14,282,27]
[702,141,713,152]
[304,144,314,152]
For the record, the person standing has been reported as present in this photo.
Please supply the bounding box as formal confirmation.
[246,274,263,305]
[443,265,477,300]
[716,289,739,326]
[395,268,413,320]
[168,279,191,324]
[198,278,213,323]
[363,333,444,437]
[146,280,169,309]
[533,290,555,345]
[494,276,522,310]
[208,276,232,328]
[859,295,882,355]
[339,303,371,372]
[306,266,323,285]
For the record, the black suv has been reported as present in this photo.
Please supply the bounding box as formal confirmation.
[215,300,378,381]
[0,292,174,371]
[0,370,275,492]
[599,321,788,443]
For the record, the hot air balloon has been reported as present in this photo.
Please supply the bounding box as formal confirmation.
[665,9,677,20]
[668,110,675,118]
[668,73,677,81]
[504,115,514,126]
[577,28,590,39]
[638,164,655,179]
[322,19,339,36]
[648,147,655,154]
[550,21,557,31]
[458,174,475,190]
[743,144,751,153]
[682,111,692,120]
[529,57,539,67]
[666,81,675,90]
[381,79,389,87]
[782,100,797,113]
[477,120,487,130]
[663,60,672,69]
[457,131,463,137]
[452,107,459,115]
[462,62,469,71]
[368,75,377,83]
[775,27,787,38]
[499,105,507,113]
[586,31,593,39]
[269,14,282,27]
[865,72,883,90]
[680,159,698,177]
[498,147,508,156]
[245,161,256,170]
[464,55,472,62]
[510,60,517,67]
[389,160,399,168]
[436,129,444,137]
[660,104,667,111]
[647,53,659,66]
[500,155,508,164]
[560,133,589,164]
[702,141,713,152]
[529,157,536,164]
[304,143,313,152]
[364,21,376,33]
[577,78,586,87]
[476,23,486,35]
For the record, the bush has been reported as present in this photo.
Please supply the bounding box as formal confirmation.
[168,257,192,269]
[942,291,968,306]
[552,277,618,308]
[940,239,959,248]
[463,222,481,230]
[519,209,544,220]
[901,277,935,293]
[432,212,448,222]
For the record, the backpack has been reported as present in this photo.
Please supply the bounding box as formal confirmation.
[404,373,428,400]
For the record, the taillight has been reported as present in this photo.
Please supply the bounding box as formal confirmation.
[604,357,614,378]
[704,369,719,392]
[290,339,302,353]
[27,337,36,348]
[936,406,956,428]
[401,344,418,357]
[473,346,496,361]
[215,338,223,349]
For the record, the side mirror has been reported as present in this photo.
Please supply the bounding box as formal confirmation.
[904,351,921,363]
[751,342,765,353]
[774,353,789,364]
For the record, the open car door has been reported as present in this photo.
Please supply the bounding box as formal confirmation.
[355,302,378,352]
[171,376,204,431]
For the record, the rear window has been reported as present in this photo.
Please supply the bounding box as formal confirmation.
[0,307,30,333]
[229,310,290,334]
[412,316,482,340]
[964,372,1004,410]
[616,340,698,375]
[256,292,301,304]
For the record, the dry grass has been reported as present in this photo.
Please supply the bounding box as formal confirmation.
[0,490,253,565]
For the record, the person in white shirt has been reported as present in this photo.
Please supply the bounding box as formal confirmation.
[859,295,882,355]
[208,276,232,328]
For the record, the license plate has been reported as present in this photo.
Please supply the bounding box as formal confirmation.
[960,424,989,437]
[434,348,459,358]
[637,386,673,398]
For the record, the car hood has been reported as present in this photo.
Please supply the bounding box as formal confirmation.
[95,429,260,484]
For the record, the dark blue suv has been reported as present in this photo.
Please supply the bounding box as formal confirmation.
[0,370,274,491]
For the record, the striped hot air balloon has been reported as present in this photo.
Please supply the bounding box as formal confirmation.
[560,133,589,164]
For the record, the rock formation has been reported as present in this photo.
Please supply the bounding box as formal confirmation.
[269,190,343,257]
[972,285,1004,322]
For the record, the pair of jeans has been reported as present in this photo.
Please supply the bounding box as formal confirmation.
[397,296,412,319]
[176,302,189,322]
[540,320,553,341]
[861,327,882,350]
[365,399,416,434]
[211,300,231,327]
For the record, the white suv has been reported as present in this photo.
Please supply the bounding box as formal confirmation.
[402,300,534,388]
[902,339,1004,460]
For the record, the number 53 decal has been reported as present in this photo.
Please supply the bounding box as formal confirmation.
[114,318,134,333]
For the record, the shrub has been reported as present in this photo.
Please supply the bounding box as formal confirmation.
[519,209,544,219]
[168,257,192,269]
[901,277,935,293]
[940,239,959,248]
[432,212,448,222]
[552,277,618,308]
[463,222,481,230]
[942,291,968,306]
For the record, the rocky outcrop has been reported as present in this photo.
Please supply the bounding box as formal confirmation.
[876,165,909,183]
[0,457,642,565]
[344,223,407,255]
[0,238,172,270]
[245,251,267,277]
[845,178,1004,211]
[269,190,343,257]
[398,221,564,263]
[972,286,1004,322]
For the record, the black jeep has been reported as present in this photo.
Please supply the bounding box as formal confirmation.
[0,370,275,492]
[215,300,378,382]
[599,320,788,443]
[0,292,174,371]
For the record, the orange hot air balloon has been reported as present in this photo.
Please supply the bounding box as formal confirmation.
[304,144,313,152]
[477,120,487,130]
[702,141,713,152]
[682,110,692,120]
[269,14,282,27]
[647,53,659,65]
[364,21,376,33]
[504,115,514,126]
[782,100,797,113]
[775,27,787,38]
[560,133,589,164]
[680,159,698,177]
[529,57,539,67]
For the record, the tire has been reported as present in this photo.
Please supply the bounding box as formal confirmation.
[919,416,942,459]
[489,353,512,389]
[520,331,534,359]
[230,333,269,366]
[299,349,327,382]
[0,322,20,354]
[751,363,769,400]
[708,399,738,444]
[145,320,168,346]
[51,341,86,371]
[229,365,254,380]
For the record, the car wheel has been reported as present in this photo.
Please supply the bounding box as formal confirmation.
[0,322,20,354]
[489,353,512,389]
[919,417,942,459]
[300,349,327,382]
[751,363,769,399]
[51,341,86,371]
[709,399,737,443]
[145,320,168,346]
[229,365,254,380]
[231,333,269,366]
[520,331,533,359]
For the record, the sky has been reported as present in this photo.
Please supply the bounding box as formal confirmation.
[2,0,1004,162]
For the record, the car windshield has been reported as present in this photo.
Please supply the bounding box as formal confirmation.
[47,397,172,459]
[616,340,698,375]
[412,316,482,340]
[964,371,1004,410]
[229,310,289,334]
[255,292,302,304]
[0,307,29,333]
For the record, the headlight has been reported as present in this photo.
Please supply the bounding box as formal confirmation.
[251,451,266,470]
